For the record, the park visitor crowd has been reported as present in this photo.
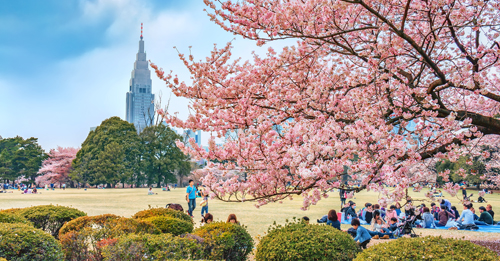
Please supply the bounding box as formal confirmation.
[312,197,497,249]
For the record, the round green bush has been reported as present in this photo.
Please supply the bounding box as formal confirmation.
[102,233,204,260]
[133,207,192,223]
[144,215,193,236]
[193,221,254,261]
[59,214,160,261]
[256,221,359,261]
[18,205,86,238]
[0,212,32,225]
[354,236,498,261]
[0,223,64,261]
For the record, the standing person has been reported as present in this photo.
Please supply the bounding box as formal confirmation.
[200,191,209,218]
[339,188,346,206]
[351,218,371,249]
[441,199,452,212]
[186,180,197,218]
[62,183,66,190]
[462,186,467,200]
[326,209,341,230]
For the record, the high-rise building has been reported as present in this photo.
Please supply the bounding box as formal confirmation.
[183,129,202,147]
[126,23,155,133]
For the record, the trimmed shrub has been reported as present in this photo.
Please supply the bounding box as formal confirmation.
[256,220,359,261]
[102,233,204,260]
[133,207,192,223]
[0,223,64,261]
[59,213,121,236]
[17,205,86,238]
[0,208,23,215]
[0,212,32,225]
[144,215,193,235]
[193,222,254,261]
[354,236,499,261]
[59,214,160,261]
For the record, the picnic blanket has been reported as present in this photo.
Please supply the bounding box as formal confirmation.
[430,224,500,233]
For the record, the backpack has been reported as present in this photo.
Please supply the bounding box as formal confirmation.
[166,203,184,212]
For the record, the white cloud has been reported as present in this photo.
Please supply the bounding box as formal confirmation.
[0,0,295,150]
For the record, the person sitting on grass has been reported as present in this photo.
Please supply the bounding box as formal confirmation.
[201,213,213,225]
[395,202,402,216]
[457,203,475,229]
[351,218,371,249]
[486,204,494,220]
[388,217,398,231]
[344,201,358,220]
[302,216,310,224]
[385,205,398,222]
[148,187,155,195]
[476,206,494,225]
[227,214,240,225]
[421,207,435,229]
[451,206,460,221]
[435,205,452,227]
[326,209,341,230]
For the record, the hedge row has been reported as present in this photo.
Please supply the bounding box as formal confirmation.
[2,206,498,261]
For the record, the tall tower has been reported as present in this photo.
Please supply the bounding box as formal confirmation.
[126,23,155,133]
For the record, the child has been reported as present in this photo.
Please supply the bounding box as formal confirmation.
[388,217,398,231]
[200,192,209,218]
[227,214,240,225]
[351,218,371,249]
[201,213,213,225]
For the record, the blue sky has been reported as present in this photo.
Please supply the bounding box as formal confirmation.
[0,0,276,150]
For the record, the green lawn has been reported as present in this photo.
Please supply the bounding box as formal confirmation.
[1,187,499,241]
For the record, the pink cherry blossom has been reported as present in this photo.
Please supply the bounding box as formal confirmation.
[36,147,79,186]
[152,0,500,208]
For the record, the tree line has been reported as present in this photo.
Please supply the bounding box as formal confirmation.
[1,117,193,188]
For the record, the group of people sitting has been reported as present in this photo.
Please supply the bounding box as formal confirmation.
[200,213,240,226]
[21,187,38,194]
[419,202,495,228]
[312,199,496,249]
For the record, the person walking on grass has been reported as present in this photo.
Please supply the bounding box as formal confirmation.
[200,191,209,219]
[186,180,198,217]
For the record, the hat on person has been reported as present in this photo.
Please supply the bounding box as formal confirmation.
[479,206,486,211]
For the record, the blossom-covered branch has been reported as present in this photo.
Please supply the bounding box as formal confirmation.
[152,0,500,209]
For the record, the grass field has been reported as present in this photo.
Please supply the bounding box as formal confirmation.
[1,187,499,242]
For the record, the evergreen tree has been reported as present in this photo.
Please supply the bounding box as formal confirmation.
[0,136,46,183]
[139,124,191,187]
[71,117,140,187]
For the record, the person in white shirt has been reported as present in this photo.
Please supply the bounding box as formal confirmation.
[457,203,475,226]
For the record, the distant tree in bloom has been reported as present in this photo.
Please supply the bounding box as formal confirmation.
[151,0,500,209]
[36,147,79,186]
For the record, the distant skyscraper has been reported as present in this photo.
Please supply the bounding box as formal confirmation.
[126,23,155,133]
[184,129,202,147]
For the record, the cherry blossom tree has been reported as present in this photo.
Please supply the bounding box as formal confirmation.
[151,0,500,209]
[36,147,79,187]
